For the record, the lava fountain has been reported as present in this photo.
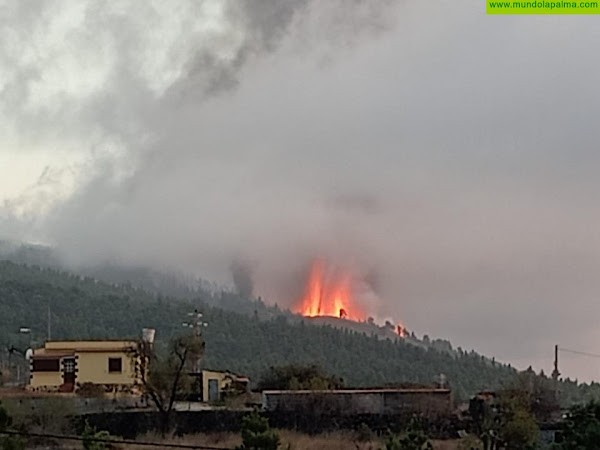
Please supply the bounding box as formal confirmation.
[295,259,365,321]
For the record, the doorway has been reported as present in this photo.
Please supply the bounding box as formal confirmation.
[62,357,76,391]
[208,378,219,402]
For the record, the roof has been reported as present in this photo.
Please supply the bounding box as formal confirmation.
[31,349,73,359]
[33,340,138,354]
[201,369,249,381]
[262,388,451,395]
[45,339,138,344]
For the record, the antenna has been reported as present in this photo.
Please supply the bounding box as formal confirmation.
[182,310,208,373]
[47,302,51,341]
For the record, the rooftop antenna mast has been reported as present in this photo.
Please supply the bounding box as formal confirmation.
[47,302,51,341]
[183,310,207,373]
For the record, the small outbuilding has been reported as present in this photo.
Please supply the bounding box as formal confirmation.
[200,369,250,402]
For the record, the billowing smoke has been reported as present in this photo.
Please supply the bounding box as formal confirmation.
[4,1,600,381]
[230,260,254,299]
[0,0,400,289]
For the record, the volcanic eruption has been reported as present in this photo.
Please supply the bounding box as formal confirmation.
[295,259,407,339]
[295,259,365,321]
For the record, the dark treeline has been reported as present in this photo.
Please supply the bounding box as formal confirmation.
[1,260,599,403]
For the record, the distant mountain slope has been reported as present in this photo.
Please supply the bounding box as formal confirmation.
[0,260,509,399]
[0,239,216,298]
[1,260,598,404]
[0,240,281,318]
[0,241,476,356]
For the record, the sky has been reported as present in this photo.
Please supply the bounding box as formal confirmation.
[2,0,600,381]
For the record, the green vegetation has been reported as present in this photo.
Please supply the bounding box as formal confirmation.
[355,423,374,443]
[383,423,433,450]
[0,401,25,450]
[0,401,9,431]
[237,412,280,450]
[257,364,343,391]
[558,401,600,449]
[469,390,540,450]
[81,420,112,450]
[1,260,599,404]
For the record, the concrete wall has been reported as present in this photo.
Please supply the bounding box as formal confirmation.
[263,389,453,415]
[382,390,453,414]
[3,396,147,416]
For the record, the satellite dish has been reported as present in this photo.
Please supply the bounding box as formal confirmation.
[25,348,33,361]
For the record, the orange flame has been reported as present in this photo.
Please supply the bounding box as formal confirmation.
[397,324,407,338]
[296,259,365,321]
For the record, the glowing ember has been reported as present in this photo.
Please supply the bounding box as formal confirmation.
[396,324,407,338]
[296,259,365,321]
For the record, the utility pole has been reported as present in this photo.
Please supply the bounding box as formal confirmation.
[553,345,600,403]
[183,310,207,373]
[552,344,560,404]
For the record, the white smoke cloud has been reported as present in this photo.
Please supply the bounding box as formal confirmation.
[3,1,600,381]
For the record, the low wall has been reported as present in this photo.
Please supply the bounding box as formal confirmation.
[2,395,146,415]
[79,410,464,440]
[263,389,453,415]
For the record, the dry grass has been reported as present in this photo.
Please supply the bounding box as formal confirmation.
[280,429,379,449]
[129,431,242,449]
[432,440,461,450]
[132,429,376,449]
[128,431,462,450]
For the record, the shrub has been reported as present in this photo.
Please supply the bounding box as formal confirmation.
[383,419,433,450]
[457,434,484,450]
[0,401,25,450]
[77,383,106,398]
[0,401,11,431]
[82,420,113,450]
[237,412,280,450]
[355,423,373,442]
[559,401,600,449]
[499,408,539,449]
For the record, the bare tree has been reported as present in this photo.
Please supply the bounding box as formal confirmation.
[141,334,205,434]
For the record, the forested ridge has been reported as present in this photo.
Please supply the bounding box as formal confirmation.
[1,260,599,403]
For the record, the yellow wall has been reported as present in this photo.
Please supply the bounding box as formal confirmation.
[30,341,142,390]
[202,370,229,402]
[76,351,138,385]
[201,370,245,402]
[30,370,62,388]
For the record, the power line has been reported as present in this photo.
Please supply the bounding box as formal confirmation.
[558,347,600,359]
[0,429,233,450]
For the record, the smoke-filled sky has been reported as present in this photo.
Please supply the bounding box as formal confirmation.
[2,0,600,381]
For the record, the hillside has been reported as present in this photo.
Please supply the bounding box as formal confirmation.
[0,240,285,319]
[0,260,598,403]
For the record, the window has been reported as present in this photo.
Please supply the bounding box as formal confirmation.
[63,358,75,373]
[32,358,60,372]
[108,357,122,373]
